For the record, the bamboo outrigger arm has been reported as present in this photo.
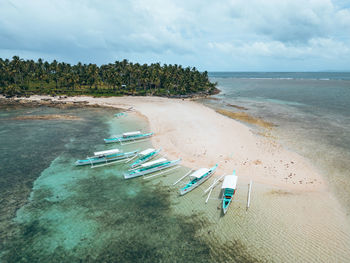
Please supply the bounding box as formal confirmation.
[173,169,194,186]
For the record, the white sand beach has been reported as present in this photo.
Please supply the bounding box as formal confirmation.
[26,95,325,191]
[16,95,350,262]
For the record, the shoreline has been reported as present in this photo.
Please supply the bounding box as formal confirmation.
[3,95,326,192]
[3,95,350,261]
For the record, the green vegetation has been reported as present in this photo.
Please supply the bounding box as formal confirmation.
[0,56,218,97]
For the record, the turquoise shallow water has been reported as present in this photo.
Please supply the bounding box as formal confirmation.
[0,103,259,262]
[207,72,350,212]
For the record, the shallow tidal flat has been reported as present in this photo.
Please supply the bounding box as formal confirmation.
[159,174,350,262]
[10,114,82,121]
[1,99,350,262]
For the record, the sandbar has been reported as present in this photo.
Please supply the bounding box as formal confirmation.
[18,95,326,192]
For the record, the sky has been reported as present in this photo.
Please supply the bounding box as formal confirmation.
[0,0,350,71]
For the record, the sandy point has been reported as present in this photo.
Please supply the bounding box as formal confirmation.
[22,95,326,192]
[9,95,350,262]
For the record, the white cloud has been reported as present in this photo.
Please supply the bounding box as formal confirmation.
[0,0,349,70]
[209,38,350,59]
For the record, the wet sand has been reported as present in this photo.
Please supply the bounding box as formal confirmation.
[9,114,82,120]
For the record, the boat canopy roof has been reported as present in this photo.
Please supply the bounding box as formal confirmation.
[139,148,155,156]
[190,168,209,179]
[123,131,141,137]
[221,175,238,189]
[94,149,120,156]
[141,158,167,168]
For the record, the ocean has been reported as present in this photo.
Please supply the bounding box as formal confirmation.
[1,72,350,262]
[207,72,350,212]
[0,103,259,262]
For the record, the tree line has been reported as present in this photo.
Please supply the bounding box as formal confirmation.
[0,56,218,97]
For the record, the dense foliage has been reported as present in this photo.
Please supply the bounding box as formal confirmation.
[0,56,217,97]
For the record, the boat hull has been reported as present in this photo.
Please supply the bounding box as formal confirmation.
[222,197,232,214]
[124,159,180,179]
[180,165,217,195]
[130,149,160,168]
[114,112,127,118]
[104,133,153,144]
[222,189,235,214]
[75,151,138,166]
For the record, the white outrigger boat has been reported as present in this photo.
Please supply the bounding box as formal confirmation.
[203,170,238,214]
[127,148,161,168]
[179,164,218,195]
[124,157,181,179]
[114,112,127,118]
[104,131,153,144]
[75,148,138,167]
[221,171,238,214]
[114,107,134,118]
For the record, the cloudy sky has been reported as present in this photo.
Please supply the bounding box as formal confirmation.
[1,0,350,71]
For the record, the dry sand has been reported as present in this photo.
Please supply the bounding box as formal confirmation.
[15,95,350,262]
[24,95,325,191]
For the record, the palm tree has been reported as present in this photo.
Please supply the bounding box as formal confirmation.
[0,56,216,97]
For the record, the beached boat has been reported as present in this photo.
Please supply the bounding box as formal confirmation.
[129,148,161,168]
[221,171,238,214]
[104,131,153,144]
[75,148,138,167]
[124,158,181,179]
[180,164,218,195]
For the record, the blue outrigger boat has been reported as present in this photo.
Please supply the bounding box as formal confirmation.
[114,107,133,118]
[104,131,153,144]
[114,112,127,118]
[180,164,218,195]
[75,148,138,167]
[124,158,181,179]
[129,148,161,168]
[221,171,238,214]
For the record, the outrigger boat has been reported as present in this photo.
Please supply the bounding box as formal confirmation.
[104,131,153,144]
[221,171,238,214]
[114,112,127,118]
[128,148,161,168]
[75,148,138,167]
[124,157,181,179]
[203,170,239,214]
[114,107,133,118]
[179,164,218,195]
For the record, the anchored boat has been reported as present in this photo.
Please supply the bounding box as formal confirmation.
[128,148,161,168]
[75,148,138,167]
[114,112,127,118]
[124,157,181,179]
[221,171,238,214]
[180,164,218,195]
[114,107,133,118]
[104,131,153,144]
